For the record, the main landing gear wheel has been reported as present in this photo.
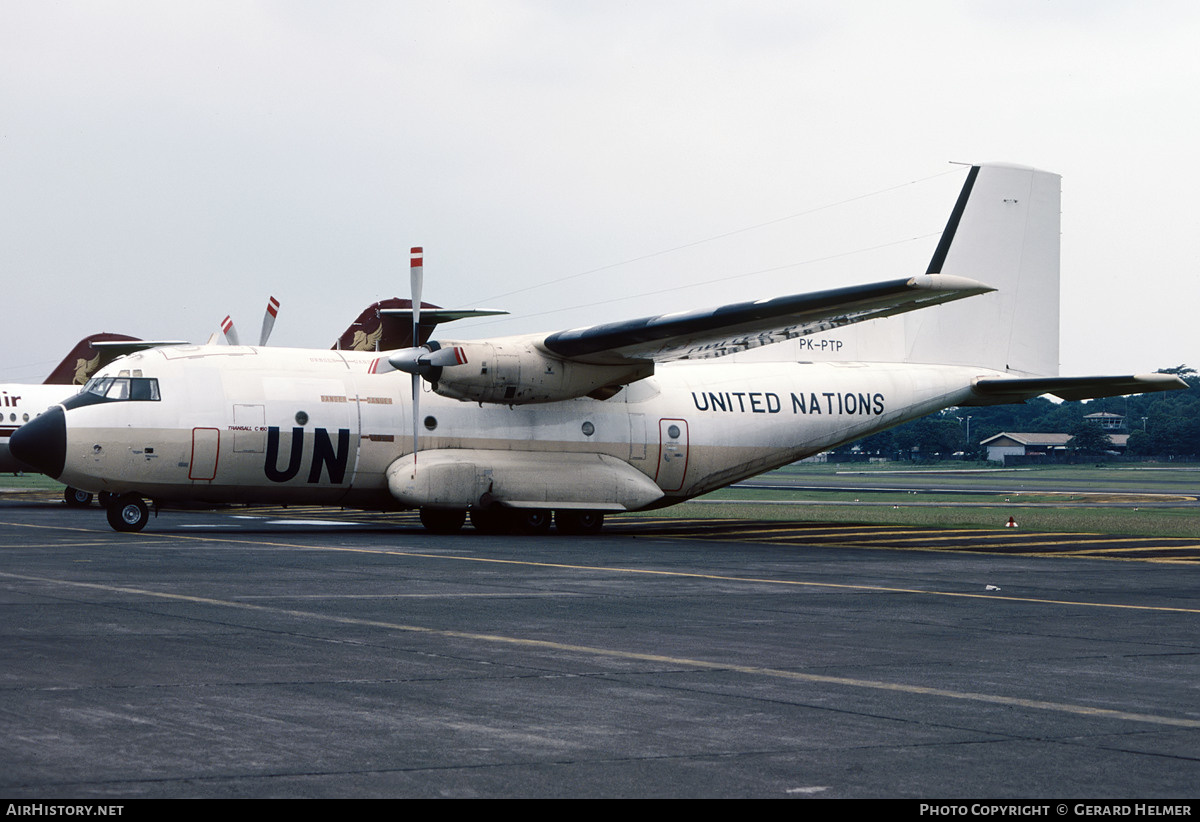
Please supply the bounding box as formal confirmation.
[554,510,605,535]
[419,508,466,534]
[64,487,93,507]
[106,494,149,533]
[469,506,512,535]
[512,508,552,535]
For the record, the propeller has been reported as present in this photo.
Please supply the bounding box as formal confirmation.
[217,297,281,346]
[361,250,474,468]
[410,248,422,466]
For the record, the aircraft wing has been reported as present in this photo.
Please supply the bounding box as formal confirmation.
[964,374,1188,405]
[538,274,993,365]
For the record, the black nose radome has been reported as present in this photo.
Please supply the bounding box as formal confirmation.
[9,405,66,479]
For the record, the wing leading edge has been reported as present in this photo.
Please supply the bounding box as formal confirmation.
[538,274,993,366]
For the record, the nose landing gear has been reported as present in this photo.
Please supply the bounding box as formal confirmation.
[105,494,150,532]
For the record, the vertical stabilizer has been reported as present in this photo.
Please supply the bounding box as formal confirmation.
[332,298,437,352]
[43,333,142,386]
[905,163,1060,376]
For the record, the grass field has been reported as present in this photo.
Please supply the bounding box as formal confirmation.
[634,462,1200,539]
[5,462,1198,538]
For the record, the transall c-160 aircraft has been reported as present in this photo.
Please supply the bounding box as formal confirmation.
[10,164,1186,533]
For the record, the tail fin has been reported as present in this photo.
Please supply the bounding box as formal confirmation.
[332,299,508,352]
[43,333,142,386]
[904,163,1061,376]
[333,298,432,352]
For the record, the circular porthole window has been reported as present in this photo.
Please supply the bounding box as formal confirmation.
[295,411,309,426]
[581,421,595,436]
[424,416,437,430]
[667,424,681,439]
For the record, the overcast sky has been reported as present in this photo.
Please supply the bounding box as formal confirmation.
[2,1,1197,382]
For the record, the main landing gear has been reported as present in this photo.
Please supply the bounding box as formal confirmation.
[104,494,150,533]
[419,507,606,535]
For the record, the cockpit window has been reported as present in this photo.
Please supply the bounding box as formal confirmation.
[83,377,160,401]
[63,377,161,410]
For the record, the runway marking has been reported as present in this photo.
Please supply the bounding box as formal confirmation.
[2,568,1198,731]
[622,520,1200,562]
[6,521,1200,615]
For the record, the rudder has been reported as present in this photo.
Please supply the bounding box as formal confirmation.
[904,163,1061,377]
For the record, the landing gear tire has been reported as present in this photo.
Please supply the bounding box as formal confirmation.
[98,491,117,508]
[469,506,513,535]
[420,508,466,534]
[555,510,605,535]
[106,495,149,533]
[64,487,93,507]
[512,508,552,535]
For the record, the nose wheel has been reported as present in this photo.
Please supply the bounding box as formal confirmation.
[105,494,150,532]
[64,487,94,507]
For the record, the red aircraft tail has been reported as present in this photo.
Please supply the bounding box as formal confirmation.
[43,333,142,386]
[331,299,442,352]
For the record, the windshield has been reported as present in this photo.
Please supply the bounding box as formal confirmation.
[63,376,162,410]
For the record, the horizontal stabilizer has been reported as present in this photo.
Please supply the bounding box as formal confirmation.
[379,308,509,324]
[965,373,1187,405]
[89,340,190,356]
[335,299,509,352]
[540,274,993,365]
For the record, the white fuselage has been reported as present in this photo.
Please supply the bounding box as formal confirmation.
[49,345,998,509]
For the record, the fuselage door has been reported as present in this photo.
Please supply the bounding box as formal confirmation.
[232,404,266,453]
[628,412,647,461]
[655,418,689,493]
[190,427,220,481]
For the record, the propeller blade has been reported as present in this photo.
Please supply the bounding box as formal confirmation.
[412,371,420,469]
[367,356,396,374]
[259,296,280,346]
[410,248,423,347]
[220,316,239,346]
[424,345,468,367]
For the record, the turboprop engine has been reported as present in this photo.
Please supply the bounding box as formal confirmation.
[404,336,653,404]
[378,249,653,407]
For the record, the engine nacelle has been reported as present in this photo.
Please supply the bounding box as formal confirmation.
[429,336,653,404]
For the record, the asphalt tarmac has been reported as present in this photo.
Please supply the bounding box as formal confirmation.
[1,493,1198,798]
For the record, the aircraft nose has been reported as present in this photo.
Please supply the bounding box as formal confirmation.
[9,405,66,479]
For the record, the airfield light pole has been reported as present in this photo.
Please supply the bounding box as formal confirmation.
[957,414,973,457]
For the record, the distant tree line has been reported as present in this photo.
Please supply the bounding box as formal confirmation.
[836,365,1200,461]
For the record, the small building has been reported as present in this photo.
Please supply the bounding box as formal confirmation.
[982,433,1073,463]
[1083,411,1126,431]
[982,431,1129,463]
